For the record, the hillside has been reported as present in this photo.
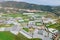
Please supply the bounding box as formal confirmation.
[0,1,53,11]
[0,1,60,16]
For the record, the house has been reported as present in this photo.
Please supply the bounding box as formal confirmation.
[48,28,58,33]
[28,21,35,27]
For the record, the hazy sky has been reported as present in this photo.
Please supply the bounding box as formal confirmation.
[1,0,60,6]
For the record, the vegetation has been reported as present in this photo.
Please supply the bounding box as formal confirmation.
[2,13,23,18]
[23,28,29,32]
[48,23,60,31]
[35,22,42,26]
[0,31,42,40]
[0,1,52,11]
[0,31,16,40]
[0,24,14,27]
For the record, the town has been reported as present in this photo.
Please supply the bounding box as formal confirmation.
[0,1,60,40]
[0,11,60,40]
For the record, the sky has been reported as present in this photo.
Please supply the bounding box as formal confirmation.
[1,0,60,6]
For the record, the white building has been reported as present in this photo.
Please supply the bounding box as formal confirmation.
[23,13,34,15]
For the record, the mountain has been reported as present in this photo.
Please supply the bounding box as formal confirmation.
[0,1,60,16]
[0,1,53,11]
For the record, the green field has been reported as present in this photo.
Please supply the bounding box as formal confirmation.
[0,31,41,40]
[35,12,48,16]
[48,23,60,31]
[2,13,22,17]
[23,28,29,32]
[2,13,28,18]
[35,22,42,26]
[0,24,14,27]
[0,31,15,40]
